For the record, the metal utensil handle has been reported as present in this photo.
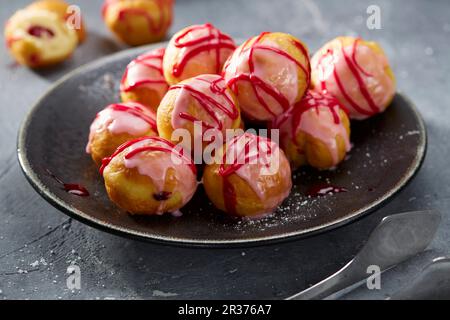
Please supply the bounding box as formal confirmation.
[287,210,441,300]
[288,261,352,300]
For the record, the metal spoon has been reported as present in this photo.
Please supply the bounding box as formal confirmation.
[389,256,450,300]
[287,210,441,300]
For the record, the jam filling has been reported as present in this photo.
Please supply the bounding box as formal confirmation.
[28,26,55,38]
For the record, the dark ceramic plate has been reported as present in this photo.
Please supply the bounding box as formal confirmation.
[17,43,427,247]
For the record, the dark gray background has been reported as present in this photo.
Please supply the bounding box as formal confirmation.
[0,0,449,299]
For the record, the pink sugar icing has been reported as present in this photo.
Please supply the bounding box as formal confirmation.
[121,48,168,96]
[86,102,157,154]
[274,91,351,167]
[223,33,310,121]
[219,133,292,215]
[122,138,197,213]
[169,74,239,133]
[312,38,395,120]
[168,23,236,78]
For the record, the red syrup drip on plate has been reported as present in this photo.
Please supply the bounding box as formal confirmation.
[120,48,168,92]
[218,134,274,214]
[171,23,236,77]
[102,0,172,34]
[46,170,89,197]
[306,184,347,197]
[226,32,310,117]
[63,184,90,196]
[170,76,239,131]
[99,136,196,175]
[107,103,158,132]
[318,38,378,117]
[28,26,55,38]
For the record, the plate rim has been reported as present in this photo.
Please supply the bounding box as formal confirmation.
[16,44,428,248]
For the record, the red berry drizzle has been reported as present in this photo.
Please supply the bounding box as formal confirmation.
[170,76,239,131]
[171,23,236,77]
[317,38,379,117]
[218,134,274,215]
[100,136,196,175]
[225,32,311,117]
[106,103,158,132]
[120,48,168,92]
[46,169,89,197]
[272,91,347,151]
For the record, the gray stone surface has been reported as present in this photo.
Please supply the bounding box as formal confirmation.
[0,0,449,299]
